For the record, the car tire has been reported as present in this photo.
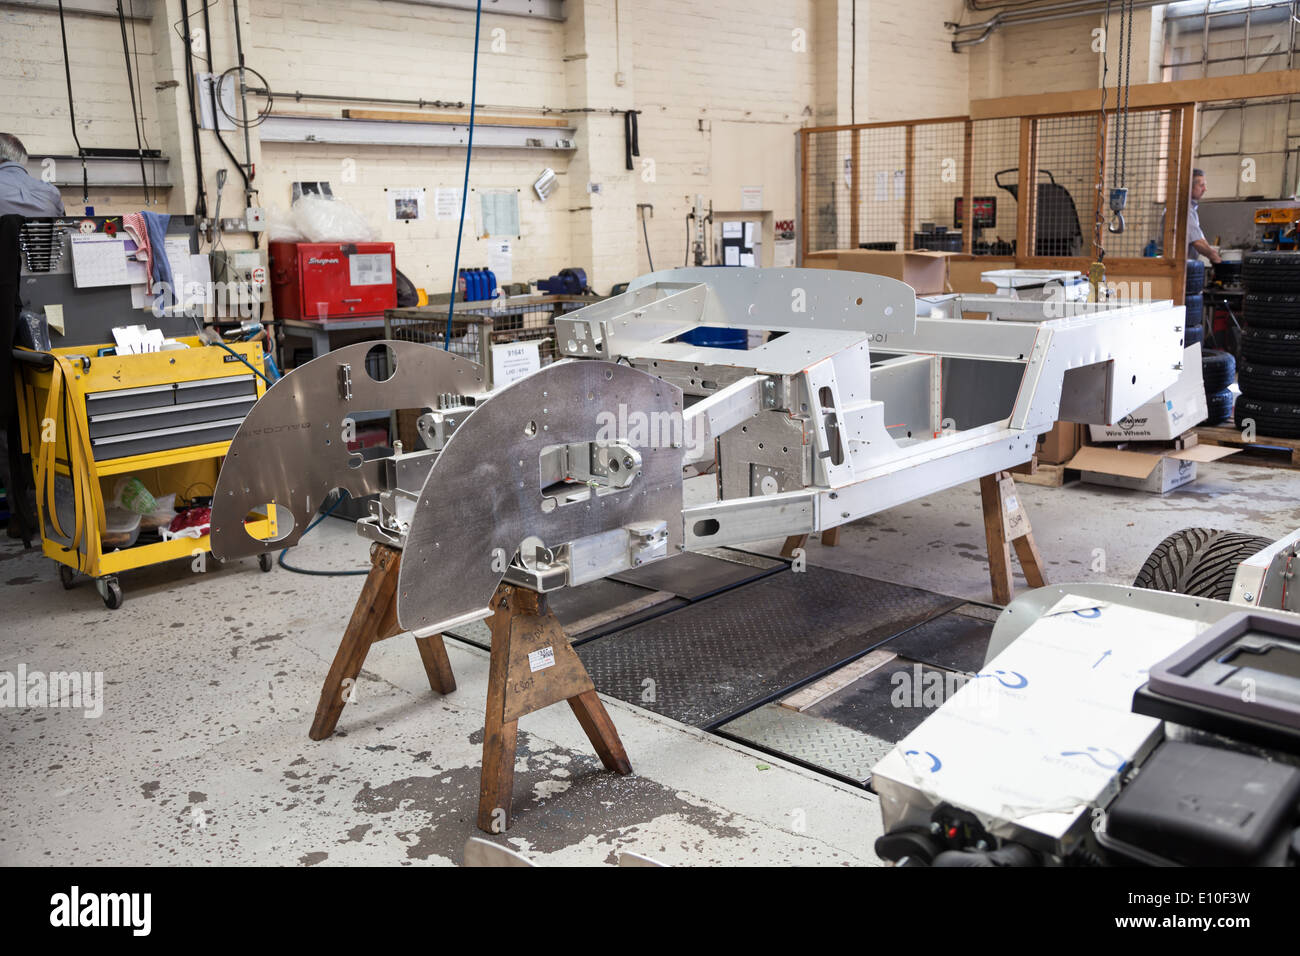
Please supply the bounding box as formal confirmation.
[1201,349,1236,391]
[1239,360,1300,402]
[1234,395,1300,438]
[1244,251,1300,293]
[1241,328,1300,367]
[1205,388,1235,424]
[1245,292,1300,329]
[1134,527,1274,602]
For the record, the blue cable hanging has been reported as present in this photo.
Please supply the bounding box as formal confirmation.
[445,0,484,349]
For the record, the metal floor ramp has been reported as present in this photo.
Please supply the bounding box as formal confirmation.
[575,567,961,729]
[441,553,996,790]
[715,606,999,786]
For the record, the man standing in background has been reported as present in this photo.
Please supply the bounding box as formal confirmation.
[0,134,65,217]
[1186,168,1222,265]
[1,132,63,541]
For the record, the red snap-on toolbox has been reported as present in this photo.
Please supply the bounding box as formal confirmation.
[269,241,397,320]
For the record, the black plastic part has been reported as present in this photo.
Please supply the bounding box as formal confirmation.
[1134,683,1300,758]
[258,552,274,572]
[874,829,942,866]
[1106,741,1300,865]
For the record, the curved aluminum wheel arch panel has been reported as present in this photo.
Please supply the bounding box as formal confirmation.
[396,360,684,633]
[211,340,485,561]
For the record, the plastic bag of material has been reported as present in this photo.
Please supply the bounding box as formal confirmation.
[113,476,157,515]
[291,195,378,242]
[266,203,305,242]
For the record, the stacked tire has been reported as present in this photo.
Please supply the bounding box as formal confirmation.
[1201,348,1235,424]
[1236,252,1300,439]
[1184,259,1205,347]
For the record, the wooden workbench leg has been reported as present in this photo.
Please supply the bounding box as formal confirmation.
[980,473,1014,605]
[821,526,841,547]
[781,534,810,557]
[309,544,399,741]
[414,633,457,695]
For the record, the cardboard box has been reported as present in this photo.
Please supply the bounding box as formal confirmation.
[1089,343,1208,443]
[803,250,840,271]
[1066,443,1240,494]
[1036,421,1084,465]
[835,250,953,294]
[803,249,957,294]
[946,256,1016,294]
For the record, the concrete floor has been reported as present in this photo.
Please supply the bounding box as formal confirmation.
[3,458,1299,866]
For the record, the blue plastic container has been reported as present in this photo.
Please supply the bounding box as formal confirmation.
[676,326,748,350]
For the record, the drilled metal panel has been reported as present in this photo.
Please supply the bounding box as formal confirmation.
[211,340,484,561]
[576,569,959,728]
[719,704,896,785]
[398,361,684,633]
[625,267,917,334]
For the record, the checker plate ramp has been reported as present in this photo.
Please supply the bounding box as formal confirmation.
[875,609,995,673]
[611,550,782,599]
[719,704,897,786]
[576,567,960,728]
[446,579,685,649]
[445,549,779,648]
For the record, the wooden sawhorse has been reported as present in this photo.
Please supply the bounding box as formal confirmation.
[779,468,1047,606]
[979,469,1048,605]
[313,546,631,833]
[478,583,631,833]
[309,543,457,741]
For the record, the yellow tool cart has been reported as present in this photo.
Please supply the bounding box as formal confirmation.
[13,336,276,608]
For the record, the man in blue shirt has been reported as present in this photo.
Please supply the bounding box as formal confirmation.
[1186,168,1221,265]
[1,132,62,541]
[0,133,65,217]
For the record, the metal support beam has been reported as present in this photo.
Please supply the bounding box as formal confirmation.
[258,115,577,151]
[25,155,171,189]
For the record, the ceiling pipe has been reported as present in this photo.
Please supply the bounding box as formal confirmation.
[949,0,1119,33]
[948,0,1167,50]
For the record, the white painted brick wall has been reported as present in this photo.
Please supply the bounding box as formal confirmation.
[0,8,161,177]
[7,2,1192,297]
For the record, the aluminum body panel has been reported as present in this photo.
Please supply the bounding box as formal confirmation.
[626,266,917,334]
[210,340,485,561]
[396,361,684,633]
[1230,528,1300,612]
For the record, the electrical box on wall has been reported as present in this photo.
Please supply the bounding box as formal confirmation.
[211,249,268,314]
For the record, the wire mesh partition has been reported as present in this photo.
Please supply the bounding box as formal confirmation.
[1031,113,1098,258]
[969,117,1021,255]
[384,298,592,383]
[909,121,967,253]
[800,107,1193,293]
[856,125,908,251]
[805,129,854,253]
